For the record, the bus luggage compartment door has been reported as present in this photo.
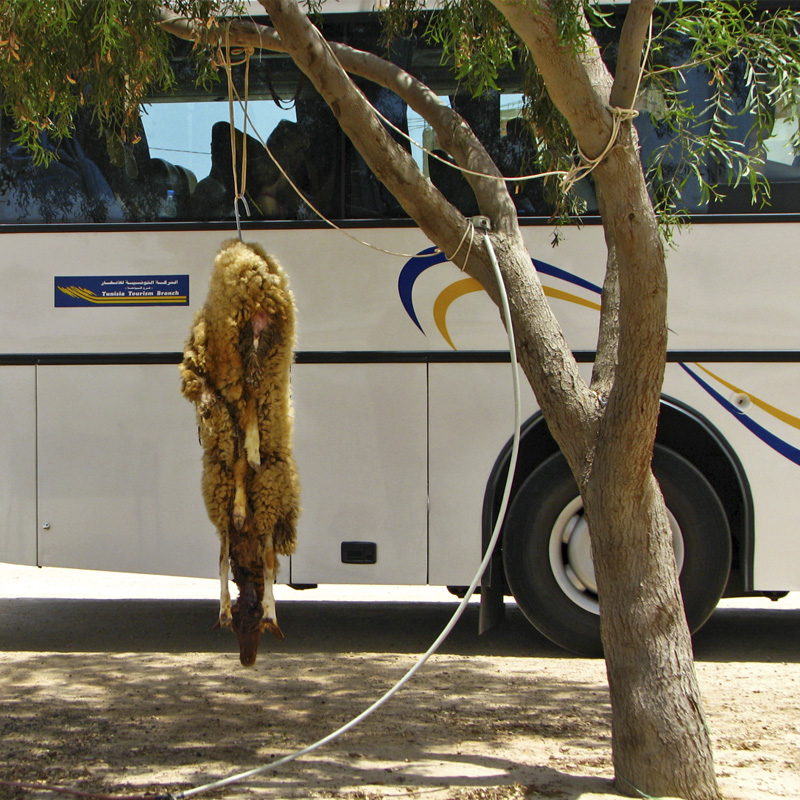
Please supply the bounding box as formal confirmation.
[290,362,428,585]
[0,365,37,567]
[36,363,219,578]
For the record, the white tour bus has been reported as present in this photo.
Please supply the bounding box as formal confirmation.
[1,2,799,654]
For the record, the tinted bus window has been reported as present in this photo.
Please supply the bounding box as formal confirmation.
[2,13,798,225]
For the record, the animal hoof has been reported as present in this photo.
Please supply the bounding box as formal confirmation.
[261,618,284,641]
[233,510,245,531]
[239,651,258,668]
[215,611,232,629]
[237,630,264,667]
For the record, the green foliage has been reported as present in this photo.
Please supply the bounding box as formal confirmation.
[381,0,800,230]
[520,58,585,225]
[0,0,242,164]
[424,0,516,96]
[380,0,516,96]
[0,0,168,162]
[643,0,800,222]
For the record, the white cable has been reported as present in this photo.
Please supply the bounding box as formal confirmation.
[173,222,522,800]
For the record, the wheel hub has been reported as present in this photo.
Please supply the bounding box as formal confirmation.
[549,497,686,615]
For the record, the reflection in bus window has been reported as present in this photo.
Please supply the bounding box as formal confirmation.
[635,40,800,215]
[0,109,125,224]
[141,89,342,221]
[2,14,799,225]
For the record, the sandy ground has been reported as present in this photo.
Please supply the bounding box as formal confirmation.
[0,565,799,800]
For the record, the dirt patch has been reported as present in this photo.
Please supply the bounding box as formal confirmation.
[1,587,799,800]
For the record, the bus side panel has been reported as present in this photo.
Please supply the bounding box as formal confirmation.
[0,366,37,566]
[666,224,800,351]
[428,361,537,586]
[0,231,204,355]
[664,361,800,591]
[0,228,502,357]
[36,363,220,578]
[290,362,428,585]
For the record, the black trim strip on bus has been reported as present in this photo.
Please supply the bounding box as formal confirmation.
[5,211,800,235]
[3,350,800,366]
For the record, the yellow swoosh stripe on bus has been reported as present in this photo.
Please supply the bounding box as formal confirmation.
[543,287,602,312]
[694,363,800,430]
[433,280,602,350]
[434,278,483,349]
[58,286,188,304]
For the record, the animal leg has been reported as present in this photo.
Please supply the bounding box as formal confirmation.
[232,454,248,530]
[243,396,260,469]
[218,540,232,628]
[260,548,284,641]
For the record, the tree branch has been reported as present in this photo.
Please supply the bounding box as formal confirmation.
[488,0,613,160]
[590,239,619,397]
[587,1,655,406]
[158,9,286,52]
[609,0,655,109]
[158,6,516,236]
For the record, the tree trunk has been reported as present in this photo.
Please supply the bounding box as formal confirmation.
[584,473,720,799]
[489,1,722,794]
[586,73,720,800]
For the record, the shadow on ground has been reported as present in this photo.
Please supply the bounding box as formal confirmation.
[1,595,798,662]
[692,603,800,662]
[0,598,563,657]
[1,595,799,799]
[0,641,613,799]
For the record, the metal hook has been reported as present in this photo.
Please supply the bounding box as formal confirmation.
[233,195,250,243]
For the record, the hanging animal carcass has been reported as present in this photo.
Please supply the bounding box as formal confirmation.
[180,238,300,666]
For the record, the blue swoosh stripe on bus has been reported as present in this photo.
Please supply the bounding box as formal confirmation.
[532,260,603,295]
[680,363,800,466]
[398,247,447,332]
[399,249,601,334]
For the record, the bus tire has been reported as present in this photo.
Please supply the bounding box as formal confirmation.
[502,445,732,657]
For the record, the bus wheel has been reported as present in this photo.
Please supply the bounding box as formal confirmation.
[502,445,732,657]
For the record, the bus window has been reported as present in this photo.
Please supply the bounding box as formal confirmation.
[635,37,800,215]
[0,19,534,225]
[0,108,126,224]
[142,91,339,222]
[408,92,551,217]
[3,12,798,225]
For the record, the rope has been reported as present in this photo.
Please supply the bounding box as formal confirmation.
[221,33,563,262]
[369,98,568,185]
[442,218,475,271]
[214,18,654,261]
[560,105,640,194]
[219,26,255,241]
[224,80,424,259]
[318,36,566,187]
[561,16,653,194]
[169,6,654,260]
[225,51,640,262]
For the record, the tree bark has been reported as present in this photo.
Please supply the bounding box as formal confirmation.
[490,1,721,796]
[586,130,719,800]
